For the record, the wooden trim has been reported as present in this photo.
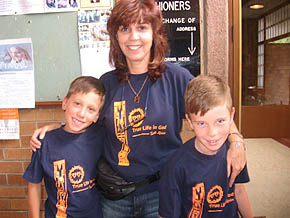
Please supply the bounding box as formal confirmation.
[35,101,62,107]
[229,0,242,131]
[199,0,205,75]
[228,0,233,89]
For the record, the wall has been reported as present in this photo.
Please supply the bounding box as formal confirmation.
[0,0,229,216]
[264,44,290,105]
[203,0,229,79]
[0,107,65,218]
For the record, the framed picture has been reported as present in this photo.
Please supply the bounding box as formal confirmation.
[80,0,113,8]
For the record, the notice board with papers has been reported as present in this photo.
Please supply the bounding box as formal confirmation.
[0,12,81,103]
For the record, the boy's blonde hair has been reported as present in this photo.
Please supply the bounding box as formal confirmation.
[66,76,106,112]
[185,75,232,116]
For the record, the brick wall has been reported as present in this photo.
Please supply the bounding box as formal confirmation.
[0,106,65,218]
[265,44,290,105]
[0,106,194,217]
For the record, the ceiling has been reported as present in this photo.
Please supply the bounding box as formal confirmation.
[242,0,289,19]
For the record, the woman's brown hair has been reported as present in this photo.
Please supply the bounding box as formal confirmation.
[107,0,168,82]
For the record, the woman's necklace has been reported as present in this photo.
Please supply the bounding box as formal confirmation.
[127,75,148,103]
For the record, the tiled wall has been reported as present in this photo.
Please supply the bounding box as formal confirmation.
[0,106,194,217]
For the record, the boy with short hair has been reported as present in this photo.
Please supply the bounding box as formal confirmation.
[23,76,105,218]
[159,75,253,218]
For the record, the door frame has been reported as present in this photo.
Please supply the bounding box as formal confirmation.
[228,0,242,130]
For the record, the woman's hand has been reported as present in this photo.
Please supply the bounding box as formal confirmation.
[227,133,246,187]
[30,123,61,151]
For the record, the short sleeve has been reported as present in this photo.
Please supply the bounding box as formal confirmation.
[23,149,43,183]
[234,163,250,184]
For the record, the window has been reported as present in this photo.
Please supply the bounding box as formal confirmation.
[257,4,290,88]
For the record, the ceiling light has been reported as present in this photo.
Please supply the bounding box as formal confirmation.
[249,4,264,9]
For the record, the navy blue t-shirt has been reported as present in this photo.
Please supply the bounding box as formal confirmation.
[100,62,193,195]
[23,124,104,218]
[159,138,250,218]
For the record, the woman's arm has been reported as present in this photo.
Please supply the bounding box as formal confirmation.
[30,123,61,151]
[235,184,253,218]
[227,122,246,187]
[28,182,42,218]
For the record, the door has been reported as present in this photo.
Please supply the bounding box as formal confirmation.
[231,0,290,138]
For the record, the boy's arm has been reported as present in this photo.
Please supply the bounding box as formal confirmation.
[235,184,253,218]
[28,182,42,218]
[30,123,61,151]
[227,122,246,187]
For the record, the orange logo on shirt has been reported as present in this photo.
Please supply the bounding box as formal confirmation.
[54,160,68,218]
[114,101,130,166]
[188,183,205,218]
[207,185,223,204]
[128,108,145,127]
[68,165,84,185]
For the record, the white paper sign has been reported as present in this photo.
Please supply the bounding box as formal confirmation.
[0,38,35,108]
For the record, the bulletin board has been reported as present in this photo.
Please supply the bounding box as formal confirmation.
[0,12,81,103]
[0,0,201,105]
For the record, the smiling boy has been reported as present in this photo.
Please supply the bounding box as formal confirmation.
[159,75,253,218]
[23,76,105,218]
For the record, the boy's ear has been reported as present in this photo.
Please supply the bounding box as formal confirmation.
[185,114,194,130]
[230,107,235,122]
[62,97,68,111]
[93,113,99,123]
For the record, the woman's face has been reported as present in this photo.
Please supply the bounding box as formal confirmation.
[117,21,153,68]
[8,47,28,62]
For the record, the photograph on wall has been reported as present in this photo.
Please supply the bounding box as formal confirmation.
[78,9,114,78]
[159,0,200,76]
[0,41,33,72]
[80,0,113,8]
[45,0,80,10]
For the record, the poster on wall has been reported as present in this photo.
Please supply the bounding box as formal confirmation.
[0,38,35,108]
[0,109,19,140]
[78,9,114,78]
[158,0,200,76]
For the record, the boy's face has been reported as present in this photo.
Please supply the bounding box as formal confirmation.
[186,104,235,155]
[62,92,102,134]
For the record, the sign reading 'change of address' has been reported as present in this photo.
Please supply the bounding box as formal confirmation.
[159,0,200,76]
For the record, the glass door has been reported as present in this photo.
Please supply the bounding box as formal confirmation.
[241,1,290,137]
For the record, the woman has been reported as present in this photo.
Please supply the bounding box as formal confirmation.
[30,0,246,217]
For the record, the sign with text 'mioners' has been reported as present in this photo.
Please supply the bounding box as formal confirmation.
[158,0,200,76]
